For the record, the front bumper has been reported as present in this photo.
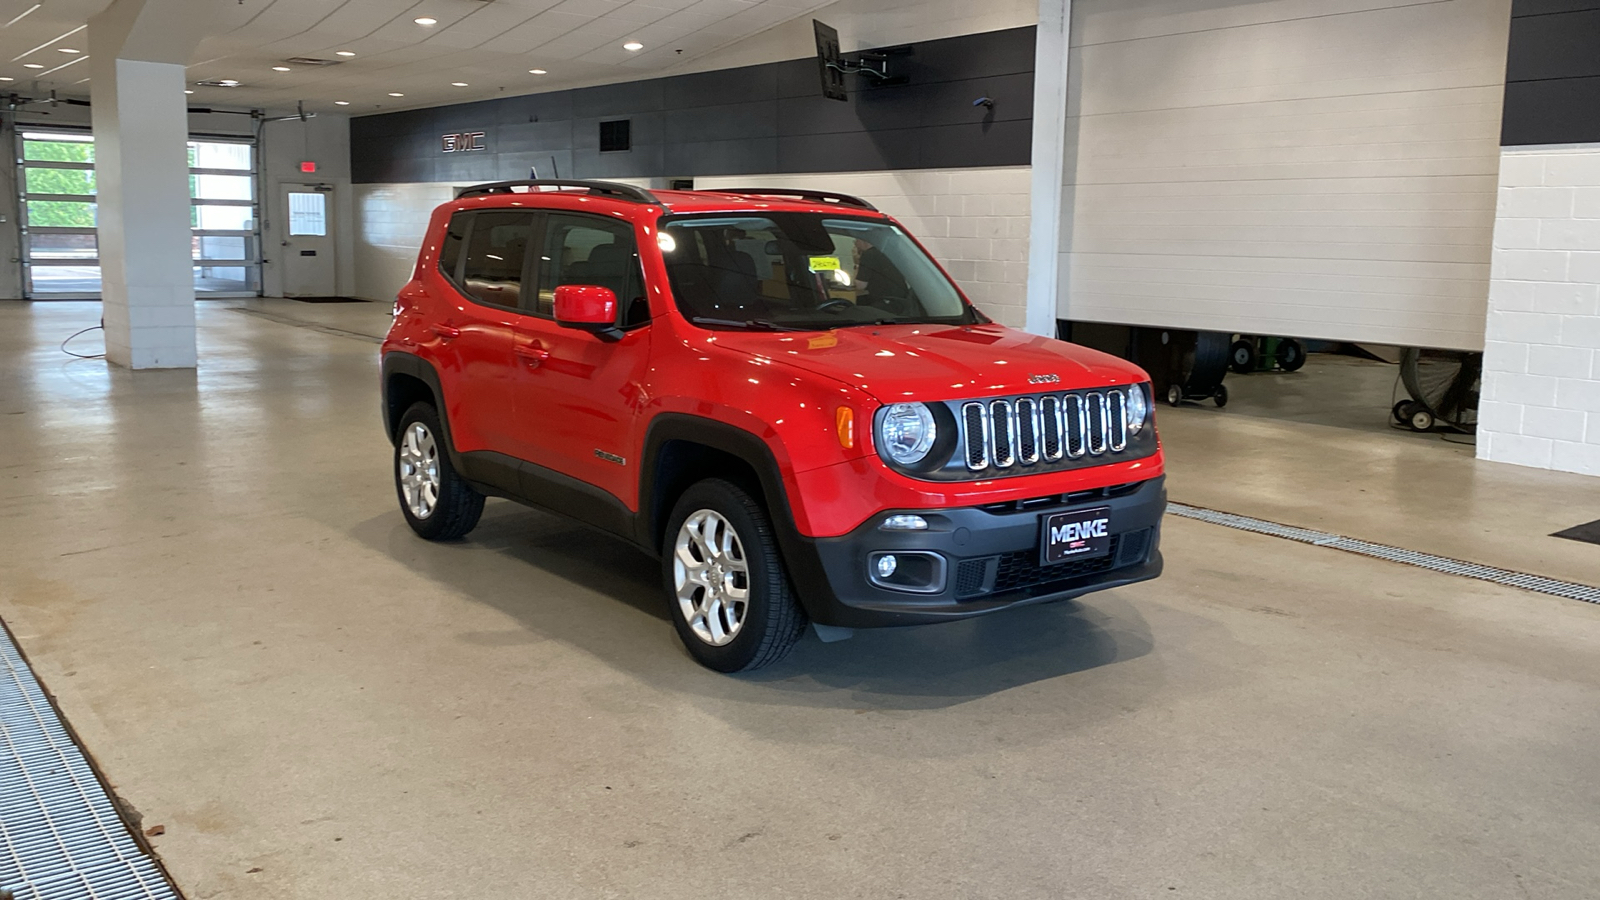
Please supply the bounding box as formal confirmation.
[784,476,1166,628]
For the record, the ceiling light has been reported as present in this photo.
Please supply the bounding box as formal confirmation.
[529,68,547,75]
[0,77,14,82]
[219,79,239,86]
[57,48,79,54]
[272,66,291,72]
[335,50,355,57]
[183,89,193,94]
[388,92,404,97]
[23,63,43,69]
[334,100,349,105]
[414,16,437,25]
[622,41,643,51]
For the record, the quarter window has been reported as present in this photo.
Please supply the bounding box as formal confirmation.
[537,213,647,326]
[439,212,469,281]
[460,211,533,307]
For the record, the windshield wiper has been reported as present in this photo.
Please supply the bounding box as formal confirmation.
[690,316,808,332]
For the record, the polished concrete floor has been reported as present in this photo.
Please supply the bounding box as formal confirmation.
[2,301,1599,900]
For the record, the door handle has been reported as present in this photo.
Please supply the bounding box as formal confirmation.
[515,344,550,367]
[430,323,461,340]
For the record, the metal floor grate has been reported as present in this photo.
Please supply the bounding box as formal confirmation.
[1169,503,1600,606]
[0,621,181,900]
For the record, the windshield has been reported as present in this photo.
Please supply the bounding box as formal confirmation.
[657,213,981,330]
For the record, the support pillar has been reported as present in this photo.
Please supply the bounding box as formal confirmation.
[1025,0,1071,338]
[87,0,212,369]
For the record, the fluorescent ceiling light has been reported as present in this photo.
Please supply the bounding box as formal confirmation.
[622,41,643,51]
[22,63,42,69]
[529,68,547,75]
[334,100,350,105]
[0,77,13,82]
[414,17,437,25]
[183,89,193,94]
[336,51,356,57]
[57,48,79,54]
[272,66,291,72]
[388,92,404,97]
[451,81,468,86]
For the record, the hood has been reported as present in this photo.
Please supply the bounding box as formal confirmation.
[708,323,1149,404]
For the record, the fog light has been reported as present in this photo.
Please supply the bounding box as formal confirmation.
[882,514,928,531]
[866,551,947,594]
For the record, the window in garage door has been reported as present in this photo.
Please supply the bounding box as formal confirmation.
[17,129,261,298]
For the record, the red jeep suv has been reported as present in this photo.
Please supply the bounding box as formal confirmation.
[382,179,1165,671]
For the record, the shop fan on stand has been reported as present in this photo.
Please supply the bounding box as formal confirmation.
[1391,348,1481,433]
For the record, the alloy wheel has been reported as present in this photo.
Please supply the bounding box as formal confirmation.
[398,421,441,520]
[673,509,750,646]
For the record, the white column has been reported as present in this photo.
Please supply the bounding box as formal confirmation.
[88,0,213,369]
[1024,0,1071,338]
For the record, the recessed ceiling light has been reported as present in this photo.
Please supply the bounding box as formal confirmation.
[388,92,404,97]
[184,89,193,94]
[451,81,468,86]
[272,66,291,72]
[414,16,437,25]
[23,63,43,69]
[335,50,356,57]
[0,77,15,82]
[220,79,240,86]
[529,68,547,75]
[334,100,350,105]
[57,48,79,54]
[622,41,643,51]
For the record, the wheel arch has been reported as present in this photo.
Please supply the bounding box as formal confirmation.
[639,414,800,557]
[382,352,463,467]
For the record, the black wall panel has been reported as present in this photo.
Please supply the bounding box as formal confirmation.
[1502,1,1600,144]
[350,26,1035,184]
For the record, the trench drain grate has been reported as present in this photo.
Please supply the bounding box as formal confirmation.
[0,620,181,900]
[1168,503,1600,606]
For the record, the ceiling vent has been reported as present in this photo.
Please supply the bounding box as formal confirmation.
[285,57,342,66]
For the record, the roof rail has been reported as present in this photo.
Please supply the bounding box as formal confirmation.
[455,179,660,204]
[707,187,878,212]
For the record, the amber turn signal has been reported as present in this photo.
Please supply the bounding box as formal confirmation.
[836,406,855,449]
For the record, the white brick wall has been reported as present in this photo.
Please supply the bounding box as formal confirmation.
[1480,144,1600,477]
[697,168,1032,327]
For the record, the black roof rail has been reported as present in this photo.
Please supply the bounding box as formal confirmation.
[706,187,878,212]
[455,179,660,204]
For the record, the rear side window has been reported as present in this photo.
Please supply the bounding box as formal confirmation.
[460,211,533,308]
[438,212,469,280]
[536,213,648,326]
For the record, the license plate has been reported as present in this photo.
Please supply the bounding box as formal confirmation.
[1042,506,1112,565]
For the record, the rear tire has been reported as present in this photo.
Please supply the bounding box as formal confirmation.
[395,402,484,541]
[663,479,806,672]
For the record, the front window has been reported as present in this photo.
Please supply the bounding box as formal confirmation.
[658,213,980,330]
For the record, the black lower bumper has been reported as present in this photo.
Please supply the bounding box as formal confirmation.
[783,476,1166,628]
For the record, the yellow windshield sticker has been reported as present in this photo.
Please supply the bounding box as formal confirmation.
[808,256,840,272]
[808,333,839,350]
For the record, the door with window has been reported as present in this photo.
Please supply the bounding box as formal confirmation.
[513,211,652,503]
[433,210,531,457]
[282,185,335,297]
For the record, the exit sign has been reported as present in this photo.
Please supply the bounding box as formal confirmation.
[299,161,317,173]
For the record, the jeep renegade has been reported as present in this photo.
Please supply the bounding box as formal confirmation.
[381,179,1166,671]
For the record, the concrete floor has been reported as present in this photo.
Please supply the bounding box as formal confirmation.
[2,301,1599,900]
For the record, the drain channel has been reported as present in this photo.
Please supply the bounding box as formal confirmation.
[0,620,181,900]
[1168,503,1600,606]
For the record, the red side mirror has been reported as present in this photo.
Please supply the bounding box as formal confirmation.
[553,284,618,327]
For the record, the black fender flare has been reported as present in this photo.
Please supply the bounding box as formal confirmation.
[381,351,466,471]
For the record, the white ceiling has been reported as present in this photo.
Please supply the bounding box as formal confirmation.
[0,0,833,113]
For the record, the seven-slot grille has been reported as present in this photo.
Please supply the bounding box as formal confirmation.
[962,388,1135,472]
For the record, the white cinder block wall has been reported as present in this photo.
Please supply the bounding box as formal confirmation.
[1058,0,1511,350]
[1479,145,1600,477]
[697,168,1031,327]
[352,168,1034,328]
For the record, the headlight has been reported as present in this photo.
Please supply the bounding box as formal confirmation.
[1125,383,1150,434]
[878,403,937,465]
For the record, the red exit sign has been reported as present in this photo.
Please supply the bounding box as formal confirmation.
[299,161,317,173]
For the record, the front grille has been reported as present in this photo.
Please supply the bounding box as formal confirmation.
[994,535,1121,593]
[963,387,1141,474]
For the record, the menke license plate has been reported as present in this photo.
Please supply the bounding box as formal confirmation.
[1042,507,1113,565]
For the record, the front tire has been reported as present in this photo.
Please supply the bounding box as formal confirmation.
[663,479,805,672]
[395,402,484,541]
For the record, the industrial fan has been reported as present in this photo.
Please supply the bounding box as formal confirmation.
[1391,348,1481,432]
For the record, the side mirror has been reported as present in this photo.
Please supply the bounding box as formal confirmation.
[553,284,621,340]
